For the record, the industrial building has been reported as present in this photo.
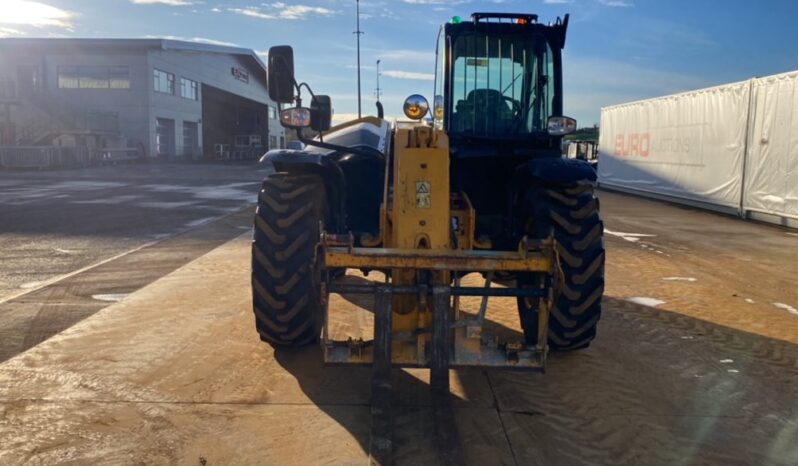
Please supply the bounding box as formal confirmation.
[0,38,284,165]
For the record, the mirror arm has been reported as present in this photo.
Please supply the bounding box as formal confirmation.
[293,81,317,108]
[296,82,317,100]
[294,81,326,141]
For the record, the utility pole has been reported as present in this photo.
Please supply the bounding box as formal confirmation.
[375,59,382,102]
[354,0,363,118]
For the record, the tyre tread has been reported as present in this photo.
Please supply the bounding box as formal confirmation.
[518,181,604,350]
[251,173,326,347]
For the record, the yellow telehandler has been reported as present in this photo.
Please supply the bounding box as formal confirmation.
[253,12,603,464]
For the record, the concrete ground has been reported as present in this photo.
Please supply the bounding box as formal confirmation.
[0,163,269,361]
[1,178,797,465]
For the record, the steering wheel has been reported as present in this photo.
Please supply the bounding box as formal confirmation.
[502,95,522,118]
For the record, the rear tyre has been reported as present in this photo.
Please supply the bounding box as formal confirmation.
[518,181,604,351]
[251,174,327,347]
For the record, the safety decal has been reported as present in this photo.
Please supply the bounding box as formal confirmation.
[416,181,431,209]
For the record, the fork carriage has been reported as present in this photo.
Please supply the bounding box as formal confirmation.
[321,233,560,372]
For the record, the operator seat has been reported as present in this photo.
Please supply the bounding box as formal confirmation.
[453,89,516,134]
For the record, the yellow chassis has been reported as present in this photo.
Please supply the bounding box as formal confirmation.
[319,124,561,372]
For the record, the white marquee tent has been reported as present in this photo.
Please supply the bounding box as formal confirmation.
[598,70,798,227]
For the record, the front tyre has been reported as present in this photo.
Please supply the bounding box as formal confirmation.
[251,174,327,347]
[518,181,605,351]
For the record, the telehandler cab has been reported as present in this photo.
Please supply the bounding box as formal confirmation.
[252,12,603,464]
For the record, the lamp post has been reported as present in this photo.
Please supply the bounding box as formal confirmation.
[354,0,363,118]
[376,59,381,102]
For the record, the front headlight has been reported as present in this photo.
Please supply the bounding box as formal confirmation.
[280,107,312,128]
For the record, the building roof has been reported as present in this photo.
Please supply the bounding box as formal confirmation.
[0,37,266,74]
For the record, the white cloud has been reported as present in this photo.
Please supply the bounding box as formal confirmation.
[544,0,574,4]
[380,49,434,63]
[227,7,270,19]
[379,8,400,20]
[332,45,434,65]
[596,0,634,6]
[0,1,73,28]
[229,3,335,21]
[131,0,197,5]
[228,8,271,19]
[0,27,25,37]
[346,64,377,70]
[383,70,435,81]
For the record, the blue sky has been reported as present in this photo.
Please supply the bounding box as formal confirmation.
[3,0,798,126]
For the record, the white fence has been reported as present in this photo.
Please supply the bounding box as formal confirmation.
[598,70,798,227]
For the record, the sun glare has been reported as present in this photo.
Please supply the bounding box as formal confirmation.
[1,0,73,29]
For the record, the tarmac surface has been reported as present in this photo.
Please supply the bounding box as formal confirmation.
[1,166,798,465]
[0,163,269,361]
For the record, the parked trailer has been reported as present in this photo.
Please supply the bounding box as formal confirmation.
[598,70,798,228]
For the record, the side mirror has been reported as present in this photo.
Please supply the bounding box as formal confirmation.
[310,95,332,132]
[403,94,429,120]
[433,95,444,120]
[268,45,295,103]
